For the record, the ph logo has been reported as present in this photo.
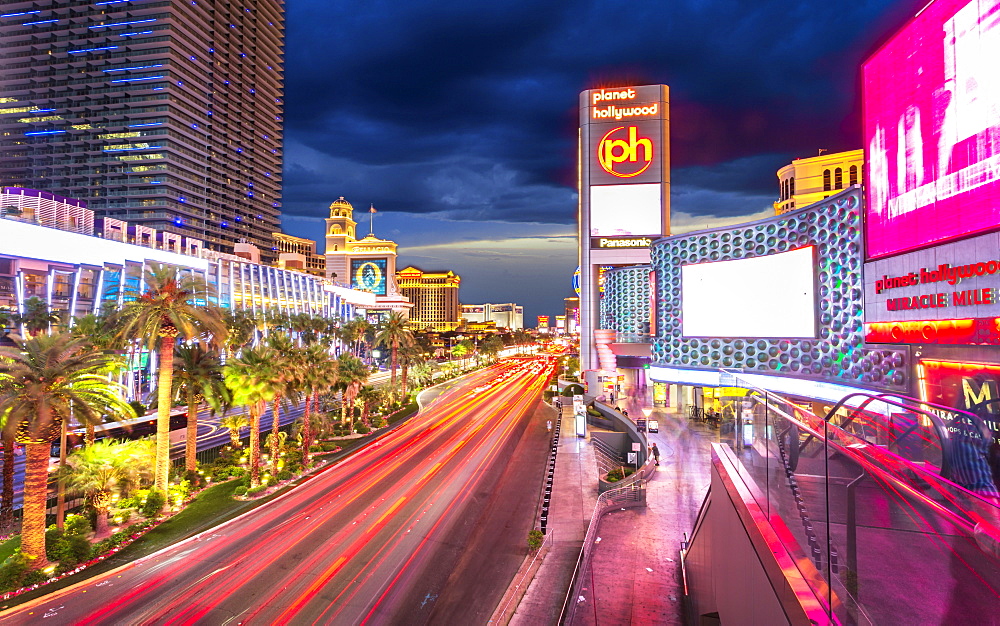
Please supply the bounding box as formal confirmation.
[597,126,653,178]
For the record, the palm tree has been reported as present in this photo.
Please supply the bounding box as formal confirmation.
[223,346,275,487]
[451,340,472,369]
[0,333,135,569]
[396,342,425,401]
[112,262,227,497]
[220,412,250,448]
[264,334,303,475]
[15,296,61,336]
[374,312,414,398]
[480,335,503,363]
[336,353,368,430]
[340,317,371,359]
[222,308,257,358]
[173,344,229,473]
[60,438,154,538]
[357,385,384,426]
[70,310,122,446]
[300,344,337,467]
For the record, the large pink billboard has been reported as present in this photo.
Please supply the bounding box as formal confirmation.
[864,0,1000,259]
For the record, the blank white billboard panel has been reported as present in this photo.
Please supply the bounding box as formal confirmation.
[681,246,816,338]
[590,183,661,237]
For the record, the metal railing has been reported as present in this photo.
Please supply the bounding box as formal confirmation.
[558,480,647,625]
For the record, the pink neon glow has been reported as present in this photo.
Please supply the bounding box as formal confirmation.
[864,0,1000,258]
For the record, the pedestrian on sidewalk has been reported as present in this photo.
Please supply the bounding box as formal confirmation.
[547,420,553,432]
[650,443,660,466]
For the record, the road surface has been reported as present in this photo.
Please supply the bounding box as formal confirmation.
[1,356,555,624]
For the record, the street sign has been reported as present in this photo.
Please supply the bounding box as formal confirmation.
[627,452,637,464]
[632,442,641,452]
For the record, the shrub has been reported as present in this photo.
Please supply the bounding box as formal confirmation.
[355,424,370,435]
[309,444,324,453]
[277,469,292,481]
[168,480,191,507]
[605,467,636,482]
[64,513,92,537]
[321,443,340,452]
[141,490,166,518]
[65,535,92,564]
[233,486,248,497]
[184,469,206,490]
[527,529,544,551]
[0,551,29,592]
[246,485,266,496]
[211,465,246,481]
[22,569,49,587]
[128,400,147,417]
[111,508,132,526]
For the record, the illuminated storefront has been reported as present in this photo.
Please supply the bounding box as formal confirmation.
[643,187,909,410]
[862,0,1000,441]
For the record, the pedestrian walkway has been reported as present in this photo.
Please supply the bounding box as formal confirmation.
[509,404,599,625]
[509,389,721,625]
[576,391,718,625]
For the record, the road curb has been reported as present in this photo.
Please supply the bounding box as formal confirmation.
[488,541,550,625]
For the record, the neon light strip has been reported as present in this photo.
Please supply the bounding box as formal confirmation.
[118,30,153,37]
[103,64,163,72]
[109,76,165,83]
[127,122,162,127]
[89,18,155,29]
[102,146,163,151]
[0,11,41,18]
[23,19,58,25]
[69,46,119,54]
[24,130,67,136]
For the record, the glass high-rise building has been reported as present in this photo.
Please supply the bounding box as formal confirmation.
[0,0,284,260]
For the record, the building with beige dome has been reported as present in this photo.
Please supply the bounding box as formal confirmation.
[774,149,863,214]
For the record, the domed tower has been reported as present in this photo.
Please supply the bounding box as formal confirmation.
[325,197,358,280]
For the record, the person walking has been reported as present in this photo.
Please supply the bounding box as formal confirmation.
[650,442,660,466]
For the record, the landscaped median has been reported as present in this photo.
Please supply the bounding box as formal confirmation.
[0,418,413,611]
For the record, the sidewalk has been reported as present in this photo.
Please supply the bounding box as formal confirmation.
[509,404,599,625]
[510,389,720,625]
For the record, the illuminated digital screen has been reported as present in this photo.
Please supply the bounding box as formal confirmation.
[590,183,662,237]
[864,0,1000,258]
[681,246,816,338]
[351,258,387,296]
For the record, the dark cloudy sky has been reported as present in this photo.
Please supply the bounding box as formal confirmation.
[279,0,920,322]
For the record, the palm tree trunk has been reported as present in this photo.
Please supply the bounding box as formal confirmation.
[95,506,110,539]
[341,390,348,429]
[249,404,261,487]
[390,342,398,391]
[401,359,409,401]
[302,391,313,468]
[271,396,281,475]
[85,423,95,447]
[185,390,198,473]
[154,334,175,497]
[22,441,51,569]
[56,418,68,530]
[1,437,14,533]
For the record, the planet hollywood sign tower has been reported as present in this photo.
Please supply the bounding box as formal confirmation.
[579,85,670,385]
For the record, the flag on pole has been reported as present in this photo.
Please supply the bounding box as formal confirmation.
[370,205,377,213]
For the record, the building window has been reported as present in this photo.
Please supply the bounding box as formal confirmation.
[849,164,858,186]
[834,168,843,189]
[823,169,831,191]
[789,177,795,196]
